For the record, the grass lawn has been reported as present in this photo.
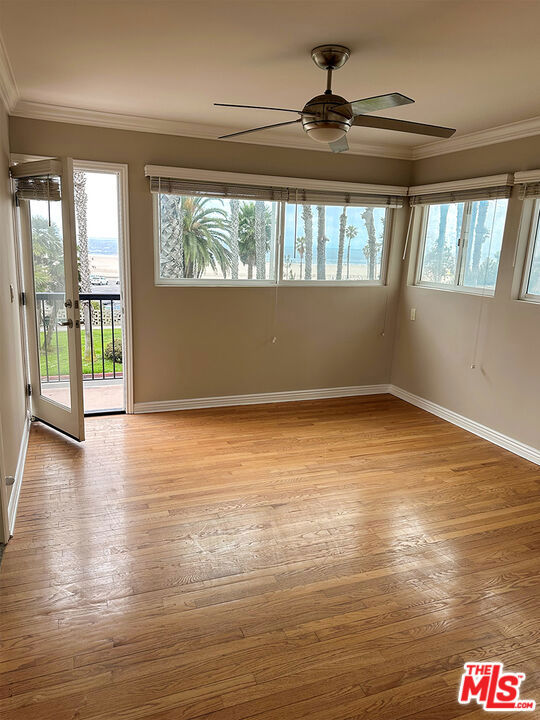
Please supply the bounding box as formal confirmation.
[39,328,123,378]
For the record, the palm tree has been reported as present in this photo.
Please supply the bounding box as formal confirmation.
[229,199,240,280]
[470,200,489,283]
[345,224,358,279]
[160,195,230,278]
[31,215,64,351]
[238,202,271,279]
[295,236,306,279]
[301,205,313,280]
[362,207,381,280]
[316,205,327,280]
[73,171,94,360]
[159,193,185,279]
[254,201,266,279]
[336,207,347,280]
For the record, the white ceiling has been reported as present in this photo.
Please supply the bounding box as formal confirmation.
[1,0,540,156]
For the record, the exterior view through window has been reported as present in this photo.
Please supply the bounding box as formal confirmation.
[29,187,72,408]
[417,198,508,291]
[523,204,540,298]
[159,195,278,281]
[283,204,387,281]
[156,192,390,284]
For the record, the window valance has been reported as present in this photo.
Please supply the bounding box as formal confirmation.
[408,173,514,206]
[145,165,407,208]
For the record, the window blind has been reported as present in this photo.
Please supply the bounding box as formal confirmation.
[149,177,288,202]
[514,170,540,199]
[408,173,514,206]
[146,166,406,208]
[15,176,62,202]
[149,177,403,208]
[285,188,403,208]
[517,182,540,199]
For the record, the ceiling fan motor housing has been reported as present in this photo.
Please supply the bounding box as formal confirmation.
[301,94,352,141]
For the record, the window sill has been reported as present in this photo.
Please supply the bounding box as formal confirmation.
[517,294,540,305]
[155,280,386,288]
[412,282,495,298]
[279,280,385,287]
[155,280,277,287]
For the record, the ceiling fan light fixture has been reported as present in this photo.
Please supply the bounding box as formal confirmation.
[306,126,347,143]
[215,43,456,148]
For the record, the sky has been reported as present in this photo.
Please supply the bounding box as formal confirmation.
[85,172,118,239]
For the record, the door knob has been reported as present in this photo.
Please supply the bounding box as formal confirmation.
[58,319,73,328]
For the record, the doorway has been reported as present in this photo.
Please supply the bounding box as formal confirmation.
[72,163,131,414]
[13,157,132,441]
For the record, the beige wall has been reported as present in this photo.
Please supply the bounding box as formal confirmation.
[391,136,540,450]
[9,117,412,404]
[0,104,27,540]
[9,117,537,453]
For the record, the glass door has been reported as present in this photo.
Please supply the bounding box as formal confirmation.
[13,158,85,441]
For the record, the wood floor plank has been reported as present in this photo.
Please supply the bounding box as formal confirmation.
[1,395,538,719]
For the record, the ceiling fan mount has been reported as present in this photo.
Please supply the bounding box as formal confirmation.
[215,44,456,153]
[310,44,351,71]
[301,46,353,144]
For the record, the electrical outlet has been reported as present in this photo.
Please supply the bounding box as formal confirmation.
[410,308,416,321]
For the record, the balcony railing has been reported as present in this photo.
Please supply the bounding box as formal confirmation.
[36,292,123,383]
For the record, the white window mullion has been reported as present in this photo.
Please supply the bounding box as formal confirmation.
[276,200,285,284]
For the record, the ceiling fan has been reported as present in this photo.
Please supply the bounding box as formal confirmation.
[215,44,456,153]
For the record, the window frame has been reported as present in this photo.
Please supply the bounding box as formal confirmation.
[414,198,508,296]
[152,193,282,287]
[152,192,395,288]
[279,203,393,287]
[519,198,540,304]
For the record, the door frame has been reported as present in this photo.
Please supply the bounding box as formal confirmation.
[73,160,134,414]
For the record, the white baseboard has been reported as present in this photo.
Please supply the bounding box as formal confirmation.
[8,416,31,536]
[134,384,391,414]
[389,385,540,466]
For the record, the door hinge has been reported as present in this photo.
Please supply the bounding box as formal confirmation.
[20,291,26,306]
[26,383,32,397]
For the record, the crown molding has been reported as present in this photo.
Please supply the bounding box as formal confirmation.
[412,115,540,160]
[0,33,18,112]
[11,99,413,160]
[10,99,540,163]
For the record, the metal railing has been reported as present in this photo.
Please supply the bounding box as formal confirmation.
[36,292,123,383]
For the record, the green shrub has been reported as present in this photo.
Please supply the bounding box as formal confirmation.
[104,341,122,363]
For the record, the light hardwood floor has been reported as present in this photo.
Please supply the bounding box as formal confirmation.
[1,394,539,719]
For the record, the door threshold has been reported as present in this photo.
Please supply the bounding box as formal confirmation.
[84,409,126,417]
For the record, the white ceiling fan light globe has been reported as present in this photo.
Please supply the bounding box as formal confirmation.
[306,126,347,143]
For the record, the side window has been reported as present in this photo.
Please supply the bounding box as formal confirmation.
[521,200,540,300]
[417,198,508,292]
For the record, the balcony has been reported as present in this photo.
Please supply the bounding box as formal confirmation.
[36,292,124,412]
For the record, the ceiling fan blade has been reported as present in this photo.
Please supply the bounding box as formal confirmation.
[329,135,349,153]
[215,103,316,115]
[333,92,414,117]
[219,118,302,139]
[353,114,456,138]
